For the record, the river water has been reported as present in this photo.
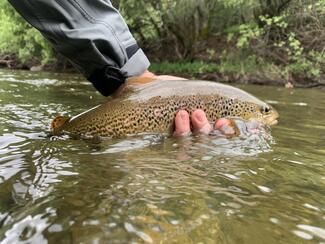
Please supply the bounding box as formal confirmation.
[0,69,324,243]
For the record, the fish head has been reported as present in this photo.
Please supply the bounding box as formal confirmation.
[233,101,279,126]
[208,84,280,126]
[258,104,279,125]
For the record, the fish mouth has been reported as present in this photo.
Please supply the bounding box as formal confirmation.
[263,112,279,126]
[269,119,278,126]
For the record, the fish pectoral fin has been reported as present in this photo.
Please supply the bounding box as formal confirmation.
[51,115,70,131]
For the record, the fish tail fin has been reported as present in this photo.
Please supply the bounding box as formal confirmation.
[51,115,70,134]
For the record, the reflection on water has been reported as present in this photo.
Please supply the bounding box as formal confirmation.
[0,69,324,243]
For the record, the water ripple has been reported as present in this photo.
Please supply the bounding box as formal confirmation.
[0,70,324,243]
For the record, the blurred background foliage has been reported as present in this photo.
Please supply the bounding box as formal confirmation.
[0,0,324,85]
[0,0,54,66]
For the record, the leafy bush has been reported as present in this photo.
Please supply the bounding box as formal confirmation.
[150,61,219,75]
[226,0,325,81]
[0,0,54,65]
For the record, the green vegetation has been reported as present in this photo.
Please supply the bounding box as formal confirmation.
[0,0,324,86]
[150,61,219,75]
[0,1,54,66]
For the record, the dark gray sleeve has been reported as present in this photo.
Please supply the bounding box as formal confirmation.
[8,0,150,96]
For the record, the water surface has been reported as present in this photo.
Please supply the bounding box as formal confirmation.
[0,69,324,243]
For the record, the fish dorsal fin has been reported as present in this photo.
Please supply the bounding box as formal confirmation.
[51,115,70,130]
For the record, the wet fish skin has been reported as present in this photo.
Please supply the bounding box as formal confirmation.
[51,80,279,138]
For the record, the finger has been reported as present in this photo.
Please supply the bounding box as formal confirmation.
[215,118,231,129]
[157,75,188,80]
[191,109,212,135]
[174,110,191,136]
[142,70,157,78]
[214,118,238,136]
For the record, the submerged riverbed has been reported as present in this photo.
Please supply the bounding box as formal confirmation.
[0,69,324,243]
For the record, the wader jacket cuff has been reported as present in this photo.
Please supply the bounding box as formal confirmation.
[88,48,150,96]
[9,0,150,96]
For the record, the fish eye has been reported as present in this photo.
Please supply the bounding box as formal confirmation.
[261,106,271,114]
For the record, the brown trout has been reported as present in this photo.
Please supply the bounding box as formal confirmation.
[51,79,279,138]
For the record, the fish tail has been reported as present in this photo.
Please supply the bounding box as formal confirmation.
[51,115,70,134]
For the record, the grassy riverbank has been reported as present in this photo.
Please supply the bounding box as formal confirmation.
[150,59,325,88]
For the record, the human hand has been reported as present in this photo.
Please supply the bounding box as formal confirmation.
[116,70,186,97]
[137,70,186,81]
[138,70,157,79]
[174,110,213,136]
[173,110,260,137]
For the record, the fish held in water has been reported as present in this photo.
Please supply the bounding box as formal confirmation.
[51,80,279,138]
